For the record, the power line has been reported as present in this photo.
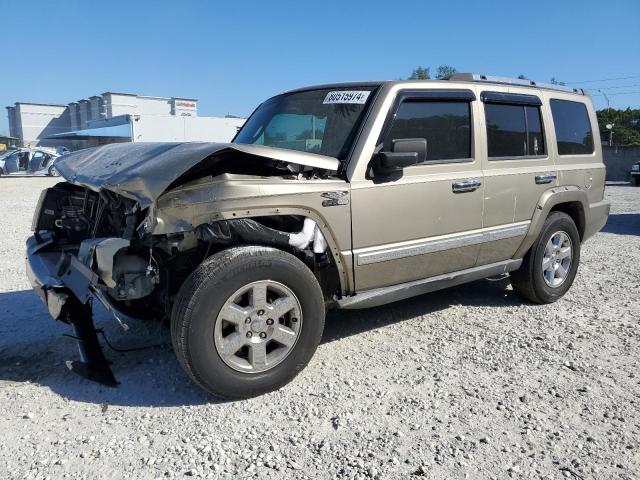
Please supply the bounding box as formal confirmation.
[592,91,640,96]
[567,75,640,84]
[586,83,640,91]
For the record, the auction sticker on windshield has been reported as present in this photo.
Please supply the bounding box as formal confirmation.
[323,91,370,105]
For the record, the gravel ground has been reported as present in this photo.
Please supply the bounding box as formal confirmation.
[0,178,639,480]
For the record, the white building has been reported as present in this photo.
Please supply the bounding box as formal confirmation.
[6,92,245,150]
[6,102,70,147]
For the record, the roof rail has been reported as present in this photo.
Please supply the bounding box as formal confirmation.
[444,73,586,95]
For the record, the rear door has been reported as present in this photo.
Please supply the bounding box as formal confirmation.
[478,90,557,265]
[30,151,48,172]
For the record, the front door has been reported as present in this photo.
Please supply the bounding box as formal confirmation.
[350,91,484,291]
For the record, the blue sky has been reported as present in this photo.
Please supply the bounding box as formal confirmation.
[2,0,639,135]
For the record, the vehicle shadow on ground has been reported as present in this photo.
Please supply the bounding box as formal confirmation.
[323,277,519,344]
[605,181,634,187]
[0,278,518,407]
[601,213,640,236]
[0,290,213,407]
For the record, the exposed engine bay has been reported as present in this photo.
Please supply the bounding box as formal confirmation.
[31,180,335,326]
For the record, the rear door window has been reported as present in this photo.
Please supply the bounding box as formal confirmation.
[550,99,594,155]
[485,103,546,158]
[525,106,545,156]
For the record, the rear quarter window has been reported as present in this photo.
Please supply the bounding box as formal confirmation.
[550,99,594,155]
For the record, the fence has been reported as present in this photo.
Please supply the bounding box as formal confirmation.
[602,145,640,181]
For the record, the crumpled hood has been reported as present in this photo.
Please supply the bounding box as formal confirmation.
[55,142,339,208]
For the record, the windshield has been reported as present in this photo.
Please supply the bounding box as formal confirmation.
[234,87,377,159]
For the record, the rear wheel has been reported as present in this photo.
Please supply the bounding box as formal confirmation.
[511,212,580,304]
[171,246,325,399]
[633,176,640,186]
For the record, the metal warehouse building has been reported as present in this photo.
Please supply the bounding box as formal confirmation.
[6,92,245,150]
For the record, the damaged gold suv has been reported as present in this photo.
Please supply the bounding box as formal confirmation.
[26,74,610,398]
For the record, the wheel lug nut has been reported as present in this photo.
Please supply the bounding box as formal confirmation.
[259,332,267,339]
[246,331,252,338]
[257,310,265,316]
[245,318,251,324]
[292,317,298,323]
[266,318,274,325]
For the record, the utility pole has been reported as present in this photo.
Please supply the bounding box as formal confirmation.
[598,90,614,146]
[606,124,614,147]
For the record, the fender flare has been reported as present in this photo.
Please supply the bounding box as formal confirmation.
[513,186,589,259]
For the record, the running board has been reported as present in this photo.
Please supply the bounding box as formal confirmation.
[337,259,522,309]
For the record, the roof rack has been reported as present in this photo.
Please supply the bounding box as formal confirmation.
[444,73,586,95]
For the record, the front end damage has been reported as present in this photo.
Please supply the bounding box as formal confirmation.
[26,182,158,385]
[26,142,342,386]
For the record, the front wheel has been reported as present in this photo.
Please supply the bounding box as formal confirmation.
[511,212,581,304]
[171,246,326,399]
[633,176,640,187]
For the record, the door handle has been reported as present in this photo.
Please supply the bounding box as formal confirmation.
[535,172,557,184]
[452,179,482,193]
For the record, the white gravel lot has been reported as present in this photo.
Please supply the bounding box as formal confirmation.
[0,177,639,480]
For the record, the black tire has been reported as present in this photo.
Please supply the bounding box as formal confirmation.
[171,246,325,399]
[511,212,581,304]
[633,177,640,187]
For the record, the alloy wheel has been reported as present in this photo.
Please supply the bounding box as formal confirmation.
[542,231,572,288]
[213,280,302,373]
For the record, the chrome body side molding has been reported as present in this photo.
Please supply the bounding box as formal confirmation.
[337,259,523,310]
[355,222,530,266]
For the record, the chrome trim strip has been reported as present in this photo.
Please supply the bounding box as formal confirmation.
[482,223,530,242]
[356,222,530,266]
[338,258,523,309]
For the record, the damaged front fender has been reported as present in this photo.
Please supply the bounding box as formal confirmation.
[152,174,354,293]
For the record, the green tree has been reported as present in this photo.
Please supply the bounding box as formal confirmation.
[436,65,457,79]
[409,66,430,80]
[610,126,640,145]
[596,108,640,146]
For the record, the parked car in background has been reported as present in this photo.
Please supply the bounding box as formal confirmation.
[0,148,59,176]
[631,161,640,186]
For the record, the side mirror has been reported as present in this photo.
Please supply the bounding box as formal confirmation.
[375,138,427,174]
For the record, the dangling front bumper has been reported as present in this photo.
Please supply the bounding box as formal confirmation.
[25,232,130,387]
